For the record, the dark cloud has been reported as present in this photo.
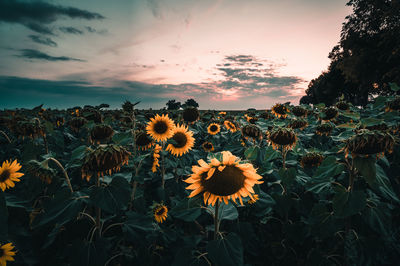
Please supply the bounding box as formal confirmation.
[0,0,104,34]
[17,49,85,62]
[59,26,83,35]
[85,26,107,35]
[28,35,57,47]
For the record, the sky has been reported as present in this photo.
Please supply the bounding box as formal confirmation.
[0,0,351,110]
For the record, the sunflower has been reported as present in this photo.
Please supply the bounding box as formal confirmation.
[26,159,56,184]
[247,194,259,204]
[224,120,237,132]
[0,242,16,265]
[0,160,23,191]
[300,152,324,168]
[242,124,262,140]
[288,118,308,130]
[146,114,175,142]
[267,127,297,152]
[183,108,200,123]
[336,101,350,111]
[153,203,168,223]
[184,151,263,206]
[89,124,114,144]
[69,117,87,132]
[315,123,334,136]
[291,106,308,117]
[202,141,214,152]
[152,144,162,173]
[207,123,221,135]
[319,107,339,121]
[385,97,400,112]
[271,103,289,118]
[135,131,154,151]
[166,124,195,157]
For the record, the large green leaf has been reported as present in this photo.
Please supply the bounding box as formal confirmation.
[244,146,259,161]
[279,167,296,187]
[313,156,344,179]
[170,198,202,222]
[123,211,154,242]
[208,202,239,221]
[353,156,376,186]
[0,192,8,241]
[89,176,131,213]
[333,188,366,218]
[207,233,244,266]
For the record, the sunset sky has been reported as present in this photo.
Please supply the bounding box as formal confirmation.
[0,0,351,109]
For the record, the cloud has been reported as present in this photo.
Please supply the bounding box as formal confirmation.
[28,35,57,47]
[17,49,85,62]
[146,0,163,19]
[0,0,104,34]
[59,26,83,35]
[85,26,108,35]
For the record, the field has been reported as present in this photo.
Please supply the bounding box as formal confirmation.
[0,96,400,266]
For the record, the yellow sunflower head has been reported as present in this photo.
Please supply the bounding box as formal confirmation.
[202,141,214,152]
[184,151,263,206]
[135,131,154,151]
[271,103,289,118]
[224,120,237,132]
[166,124,195,157]
[146,114,176,142]
[207,123,221,135]
[0,159,23,191]
[0,242,16,265]
[268,127,297,152]
[153,203,168,223]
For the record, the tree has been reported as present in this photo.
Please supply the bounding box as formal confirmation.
[183,99,199,108]
[166,100,181,110]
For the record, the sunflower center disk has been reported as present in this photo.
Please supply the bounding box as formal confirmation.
[210,125,218,131]
[201,165,246,196]
[172,132,188,148]
[0,169,10,182]
[156,207,165,215]
[137,133,152,146]
[154,121,168,134]
[204,143,212,149]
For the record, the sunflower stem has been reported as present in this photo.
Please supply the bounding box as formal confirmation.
[95,175,101,238]
[282,149,287,170]
[47,157,73,193]
[161,142,166,189]
[43,134,49,154]
[214,200,220,240]
[0,130,11,143]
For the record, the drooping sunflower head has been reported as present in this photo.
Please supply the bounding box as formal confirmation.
[288,118,308,130]
[268,127,297,151]
[15,119,45,139]
[291,106,308,117]
[244,113,258,124]
[0,159,23,192]
[342,129,396,158]
[166,124,195,157]
[135,131,154,151]
[81,144,130,181]
[242,124,262,140]
[315,123,334,136]
[153,203,168,223]
[146,114,176,142]
[183,107,200,123]
[224,120,238,132]
[336,101,350,111]
[319,107,339,121]
[207,123,221,135]
[83,108,103,123]
[89,124,114,144]
[0,242,16,265]
[122,100,135,113]
[359,122,389,132]
[26,159,56,184]
[271,103,289,118]
[202,141,214,152]
[69,117,87,132]
[385,97,400,112]
[300,152,324,168]
[184,151,263,206]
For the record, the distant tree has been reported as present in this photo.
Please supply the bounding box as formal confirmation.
[183,99,199,108]
[166,99,181,110]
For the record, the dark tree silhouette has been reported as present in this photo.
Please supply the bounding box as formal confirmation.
[183,98,199,108]
[166,99,181,110]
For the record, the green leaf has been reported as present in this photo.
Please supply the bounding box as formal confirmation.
[209,203,239,221]
[279,167,297,187]
[170,199,202,222]
[353,156,376,186]
[333,189,366,218]
[123,211,154,242]
[112,131,132,145]
[244,146,259,161]
[0,192,8,241]
[361,118,383,127]
[313,156,344,179]
[389,82,400,92]
[263,146,280,162]
[90,176,131,213]
[207,233,244,266]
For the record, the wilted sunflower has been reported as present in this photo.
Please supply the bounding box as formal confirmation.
[385,97,400,112]
[153,203,168,223]
[146,114,175,142]
[244,114,258,124]
[336,101,350,111]
[166,124,195,157]
[207,123,221,135]
[320,107,339,121]
[55,117,65,127]
[183,107,200,123]
[152,144,162,173]
[202,141,214,152]
[69,117,87,132]
[15,119,45,139]
[83,108,103,123]
[135,131,154,150]
[359,122,389,132]
[315,123,334,136]
[89,124,114,144]
[242,124,262,140]
[300,152,324,168]
[26,159,56,184]
[184,151,263,206]
[268,127,297,152]
[0,242,16,265]
[0,159,23,192]
[224,120,237,132]
[271,103,289,118]
[288,118,308,130]
[291,106,308,117]
[247,194,259,204]
[341,129,396,158]
[81,144,130,181]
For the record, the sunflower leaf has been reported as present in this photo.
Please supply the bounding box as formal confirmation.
[207,233,244,266]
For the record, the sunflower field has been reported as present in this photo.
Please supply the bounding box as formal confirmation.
[1,90,400,266]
